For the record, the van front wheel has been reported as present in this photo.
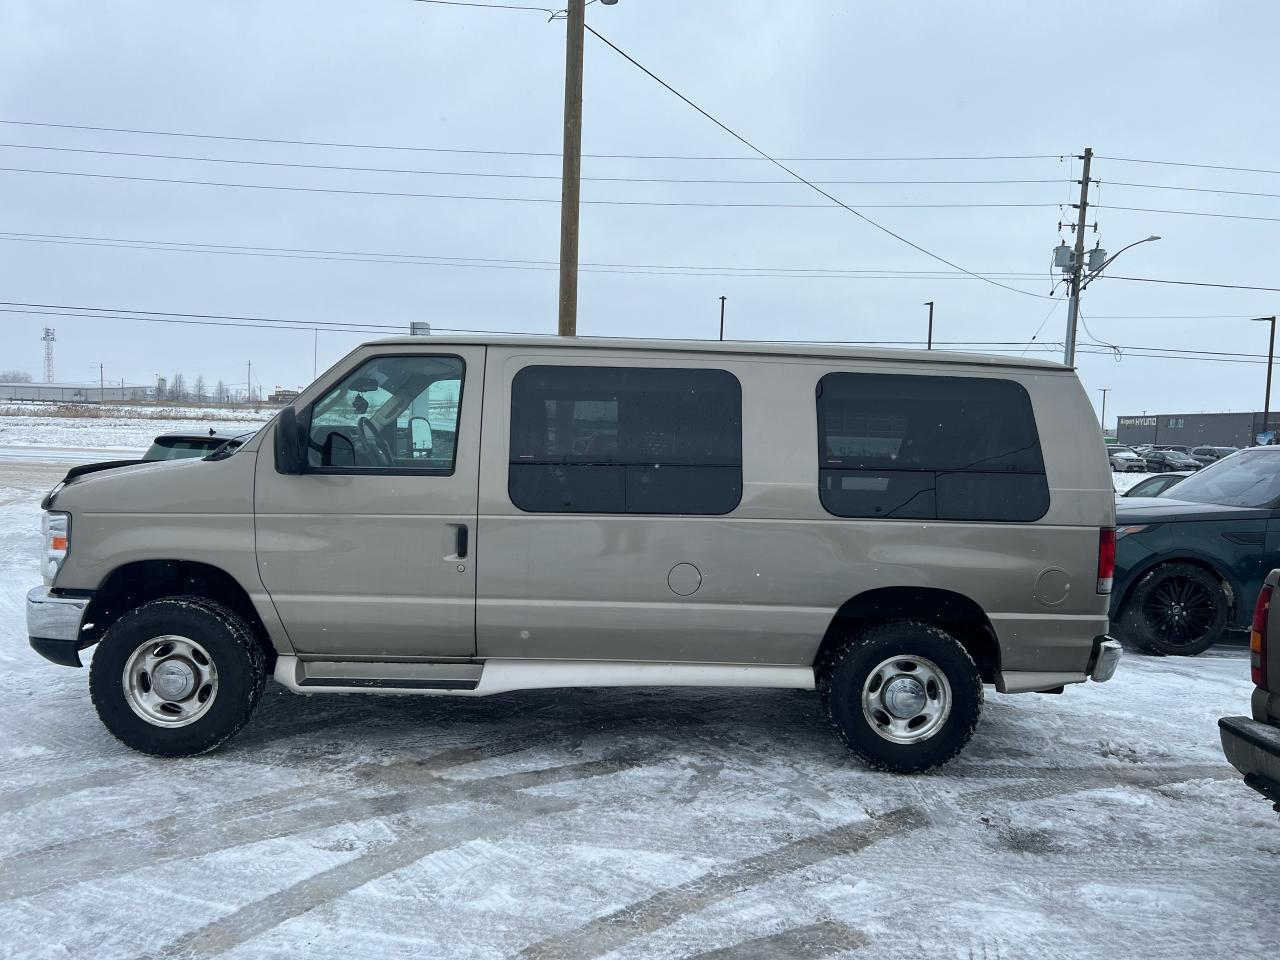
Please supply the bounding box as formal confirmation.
[89,596,267,757]
[818,621,982,773]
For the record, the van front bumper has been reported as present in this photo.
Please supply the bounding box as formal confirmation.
[26,586,91,667]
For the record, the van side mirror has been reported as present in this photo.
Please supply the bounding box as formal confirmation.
[274,407,306,475]
[408,416,434,458]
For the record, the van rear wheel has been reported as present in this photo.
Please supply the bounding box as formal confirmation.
[89,596,267,757]
[818,621,982,773]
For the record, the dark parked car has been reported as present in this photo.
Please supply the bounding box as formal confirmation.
[143,430,252,461]
[1219,570,1280,810]
[1112,447,1280,655]
[1191,445,1239,467]
[1142,447,1201,472]
[1121,471,1192,499]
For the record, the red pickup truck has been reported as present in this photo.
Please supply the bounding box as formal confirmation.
[1219,568,1280,809]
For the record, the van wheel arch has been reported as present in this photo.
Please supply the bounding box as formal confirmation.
[83,560,276,666]
[816,587,1000,684]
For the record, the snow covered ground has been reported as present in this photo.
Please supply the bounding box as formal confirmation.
[0,408,269,453]
[0,438,1272,959]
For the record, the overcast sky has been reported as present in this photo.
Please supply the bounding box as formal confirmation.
[1,0,1276,423]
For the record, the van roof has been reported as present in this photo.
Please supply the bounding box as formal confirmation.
[363,334,1069,371]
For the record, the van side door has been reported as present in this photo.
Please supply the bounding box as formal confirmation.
[255,347,484,657]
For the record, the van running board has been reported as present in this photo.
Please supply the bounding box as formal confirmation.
[275,656,815,697]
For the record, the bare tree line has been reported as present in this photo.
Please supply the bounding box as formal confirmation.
[156,373,258,403]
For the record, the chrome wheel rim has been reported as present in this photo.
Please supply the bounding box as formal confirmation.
[861,655,951,744]
[122,635,218,727]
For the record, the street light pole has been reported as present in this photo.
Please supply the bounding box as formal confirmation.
[1059,227,1161,366]
[557,0,586,337]
[719,296,726,341]
[923,301,934,350]
[1098,387,1110,431]
[1253,316,1277,442]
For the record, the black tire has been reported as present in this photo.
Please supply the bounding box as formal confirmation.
[89,596,267,757]
[1117,562,1229,657]
[818,621,983,774]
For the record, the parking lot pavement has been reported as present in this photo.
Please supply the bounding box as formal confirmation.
[0,464,1273,960]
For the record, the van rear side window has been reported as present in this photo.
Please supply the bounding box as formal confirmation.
[816,372,1049,522]
[509,365,742,515]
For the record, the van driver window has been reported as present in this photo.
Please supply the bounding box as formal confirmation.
[307,355,464,473]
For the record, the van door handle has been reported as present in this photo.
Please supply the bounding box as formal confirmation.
[455,524,469,559]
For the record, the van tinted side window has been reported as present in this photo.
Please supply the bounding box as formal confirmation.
[816,372,1049,522]
[509,366,742,514]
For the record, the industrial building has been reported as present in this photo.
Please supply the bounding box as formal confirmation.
[0,381,155,404]
[1116,411,1280,448]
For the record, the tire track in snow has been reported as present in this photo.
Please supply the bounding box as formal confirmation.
[0,694,714,889]
[132,756,655,960]
[0,752,650,902]
[685,920,869,959]
[140,794,578,960]
[513,763,1233,960]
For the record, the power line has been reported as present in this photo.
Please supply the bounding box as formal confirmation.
[0,303,536,337]
[0,119,1063,163]
[0,229,1051,280]
[0,166,1061,209]
[406,0,558,11]
[0,142,1071,187]
[1020,298,1065,355]
[1100,275,1280,294]
[1097,203,1280,224]
[1087,313,1260,319]
[1097,154,1280,177]
[583,25,1051,300]
[1104,179,1280,201]
[3,299,1267,364]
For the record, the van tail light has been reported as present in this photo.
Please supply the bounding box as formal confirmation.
[1096,527,1116,595]
[1251,583,1272,687]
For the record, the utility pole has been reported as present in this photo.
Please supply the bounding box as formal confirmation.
[557,0,586,337]
[246,360,252,404]
[923,301,934,350]
[1098,388,1110,431]
[1063,147,1093,366]
[98,362,104,403]
[1254,316,1277,442]
[719,296,727,341]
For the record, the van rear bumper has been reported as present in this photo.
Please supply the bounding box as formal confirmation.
[26,586,91,667]
[1087,637,1122,682]
[996,635,1120,693]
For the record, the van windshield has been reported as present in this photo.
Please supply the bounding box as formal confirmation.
[1163,448,1280,507]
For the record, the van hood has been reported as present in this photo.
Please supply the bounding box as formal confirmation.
[47,452,256,515]
[1116,497,1271,524]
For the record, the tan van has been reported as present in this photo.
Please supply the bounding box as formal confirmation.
[26,336,1121,771]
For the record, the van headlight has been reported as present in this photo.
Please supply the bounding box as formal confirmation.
[42,511,70,586]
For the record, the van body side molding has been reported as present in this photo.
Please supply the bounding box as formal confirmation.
[275,656,816,697]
